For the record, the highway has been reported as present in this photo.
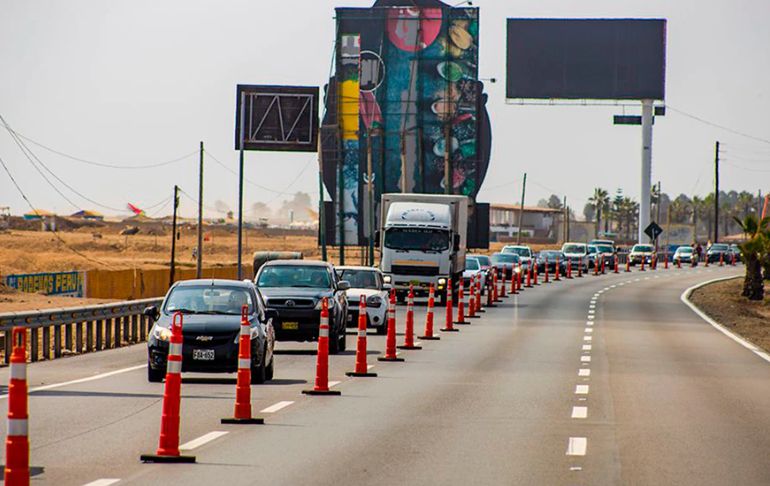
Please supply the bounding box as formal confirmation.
[1,265,769,485]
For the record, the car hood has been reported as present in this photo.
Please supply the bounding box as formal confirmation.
[563,253,586,258]
[259,287,332,302]
[345,288,382,300]
[156,313,245,333]
[463,269,481,277]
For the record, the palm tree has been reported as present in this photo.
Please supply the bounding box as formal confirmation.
[589,188,609,236]
[691,195,704,242]
[734,215,769,300]
[738,191,755,219]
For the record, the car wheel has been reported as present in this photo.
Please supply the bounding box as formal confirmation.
[265,354,274,381]
[147,363,164,383]
[251,350,267,384]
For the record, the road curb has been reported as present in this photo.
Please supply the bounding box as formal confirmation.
[680,275,770,364]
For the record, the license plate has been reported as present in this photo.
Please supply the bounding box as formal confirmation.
[192,349,215,361]
[282,321,299,330]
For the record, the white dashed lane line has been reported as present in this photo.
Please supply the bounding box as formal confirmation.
[578,369,591,377]
[260,401,294,414]
[83,480,120,486]
[575,385,589,395]
[571,406,588,419]
[566,437,588,456]
[580,356,591,363]
[582,345,592,351]
[180,431,229,451]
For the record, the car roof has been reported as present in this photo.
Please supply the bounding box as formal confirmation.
[262,259,332,268]
[174,279,253,288]
[503,245,530,249]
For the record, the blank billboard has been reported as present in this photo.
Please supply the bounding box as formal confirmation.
[506,19,666,100]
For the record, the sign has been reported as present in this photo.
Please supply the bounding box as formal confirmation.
[235,85,319,152]
[644,222,664,241]
[3,271,85,297]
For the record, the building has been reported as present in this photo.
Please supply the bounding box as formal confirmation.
[490,204,563,242]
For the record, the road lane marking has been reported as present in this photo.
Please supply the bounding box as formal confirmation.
[582,345,592,351]
[180,431,228,451]
[575,385,589,394]
[260,401,294,413]
[83,480,120,486]
[0,364,147,399]
[571,406,588,419]
[329,381,341,388]
[579,369,591,377]
[588,310,595,315]
[367,365,375,370]
[566,437,587,456]
[585,328,593,333]
[584,336,592,342]
[589,304,596,309]
[580,356,591,363]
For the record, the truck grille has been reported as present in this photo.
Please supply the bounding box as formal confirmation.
[269,298,315,308]
[391,265,439,277]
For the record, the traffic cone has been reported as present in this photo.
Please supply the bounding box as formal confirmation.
[378,290,404,361]
[705,256,710,267]
[692,256,697,268]
[594,259,600,276]
[141,313,196,463]
[492,270,500,301]
[526,266,533,288]
[486,274,496,307]
[626,258,631,273]
[468,278,479,318]
[719,253,724,267]
[664,253,669,269]
[399,287,423,348]
[303,298,342,395]
[640,257,646,271]
[476,276,486,313]
[652,254,657,270]
[455,280,468,324]
[732,253,737,266]
[442,278,459,332]
[567,260,573,279]
[533,266,540,285]
[420,285,441,340]
[222,305,265,424]
[577,259,584,278]
[677,257,682,269]
[347,297,377,377]
[544,263,550,283]
[5,328,30,484]
[511,268,519,293]
[602,258,607,274]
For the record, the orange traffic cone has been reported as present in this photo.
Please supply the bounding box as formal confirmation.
[442,278,459,332]
[577,258,584,278]
[533,266,540,285]
[719,253,724,267]
[303,298,343,395]
[626,258,631,273]
[555,258,561,281]
[567,260,573,279]
[399,287,422,348]
[544,263,551,283]
[468,276,480,318]
[5,328,30,484]
[141,313,196,463]
[379,290,404,361]
[455,279,468,324]
[222,306,265,424]
[347,297,377,377]
[477,276,486,313]
[526,266,533,288]
[500,271,508,297]
[420,285,441,340]
[614,256,619,274]
[640,257,646,271]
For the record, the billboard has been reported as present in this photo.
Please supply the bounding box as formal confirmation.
[3,271,85,297]
[506,19,666,100]
[321,1,492,246]
[235,85,319,152]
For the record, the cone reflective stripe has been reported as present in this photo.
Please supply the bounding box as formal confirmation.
[379,290,405,361]
[348,296,377,377]
[5,328,29,485]
[399,287,422,348]
[455,280,467,324]
[304,298,343,393]
[442,278,459,332]
[141,313,195,463]
[222,305,264,424]
[420,285,441,340]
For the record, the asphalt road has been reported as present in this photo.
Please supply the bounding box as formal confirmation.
[1,264,768,485]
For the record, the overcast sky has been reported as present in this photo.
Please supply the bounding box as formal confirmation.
[1,0,769,219]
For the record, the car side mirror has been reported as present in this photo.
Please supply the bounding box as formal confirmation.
[265,309,279,321]
[338,280,351,291]
[143,305,159,321]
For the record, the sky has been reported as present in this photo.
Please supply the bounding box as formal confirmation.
[1,0,769,220]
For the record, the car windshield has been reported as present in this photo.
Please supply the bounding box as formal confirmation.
[590,240,614,247]
[337,269,379,290]
[503,247,531,257]
[588,245,598,254]
[471,255,491,266]
[491,254,519,264]
[710,244,729,251]
[596,245,613,253]
[165,286,253,315]
[384,228,450,252]
[562,244,586,254]
[633,245,654,252]
[257,265,332,289]
[465,258,481,271]
[540,251,561,261]
[677,247,693,254]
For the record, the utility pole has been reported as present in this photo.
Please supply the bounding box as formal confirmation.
[517,173,527,245]
[237,91,246,279]
[318,131,327,262]
[169,185,180,288]
[656,181,662,224]
[196,141,204,279]
[714,141,720,243]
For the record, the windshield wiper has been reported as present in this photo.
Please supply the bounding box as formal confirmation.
[170,308,199,314]
[195,310,239,315]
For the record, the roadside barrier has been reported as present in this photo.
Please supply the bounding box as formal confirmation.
[455,280,468,325]
[442,279,459,332]
[420,285,441,340]
[378,291,404,361]
[347,297,377,377]
[399,287,422,348]
[222,306,264,424]
[5,328,29,484]
[141,313,196,463]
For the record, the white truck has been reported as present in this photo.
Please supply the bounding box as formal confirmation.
[378,194,469,304]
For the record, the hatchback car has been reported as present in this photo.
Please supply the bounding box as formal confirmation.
[336,266,390,335]
[490,252,520,279]
[145,279,276,384]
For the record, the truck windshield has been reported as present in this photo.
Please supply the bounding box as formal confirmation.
[384,228,449,252]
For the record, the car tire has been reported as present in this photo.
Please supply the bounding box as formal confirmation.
[265,354,274,381]
[147,363,164,383]
[251,350,267,384]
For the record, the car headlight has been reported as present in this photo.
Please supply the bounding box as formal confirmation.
[366,296,383,308]
[315,298,336,310]
[438,278,447,285]
[152,325,172,342]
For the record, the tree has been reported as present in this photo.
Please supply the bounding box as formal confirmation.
[733,215,769,300]
[583,203,596,223]
[738,191,756,220]
[670,195,692,224]
[589,188,610,235]
[547,194,563,210]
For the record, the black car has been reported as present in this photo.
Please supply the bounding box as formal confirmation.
[490,253,520,279]
[706,243,732,263]
[255,260,349,354]
[145,279,276,383]
[535,250,566,275]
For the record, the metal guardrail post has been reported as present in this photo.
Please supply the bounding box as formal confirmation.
[30,328,38,362]
[86,321,94,353]
[95,319,103,351]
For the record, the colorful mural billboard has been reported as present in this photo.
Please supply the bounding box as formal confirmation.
[321,0,492,246]
[3,271,85,297]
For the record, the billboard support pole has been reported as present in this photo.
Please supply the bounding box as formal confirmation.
[196,141,204,279]
[517,173,527,245]
[237,91,246,279]
[443,122,452,195]
[639,99,653,244]
[367,128,375,267]
[318,129,327,262]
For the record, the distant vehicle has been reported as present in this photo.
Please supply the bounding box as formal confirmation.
[730,244,742,262]
[336,266,390,335]
[145,279,276,384]
[706,243,732,263]
[589,239,616,252]
[561,242,589,272]
[629,244,655,265]
[592,243,615,267]
[463,257,487,293]
[664,244,681,261]
[535,250,566,275]
[673,246,696,265]
[490,253,520,279]
[467,253,493,287]
[255,260,349,354]
[501,245,533,269]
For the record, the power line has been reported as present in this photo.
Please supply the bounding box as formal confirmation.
[723,161,770,173]
[667,106,770,145]
[205,149,315,198]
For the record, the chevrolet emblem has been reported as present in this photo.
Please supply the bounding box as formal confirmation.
[195,336,214,342]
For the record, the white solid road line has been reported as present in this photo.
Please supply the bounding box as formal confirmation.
[0,364,147,400]
[260,401,294,413]
[180,431,228,451]
[571,406,588,419]
[566,437,588,456]
[578,369,591,377]
[83,480,120,486]
[575,385,589,395]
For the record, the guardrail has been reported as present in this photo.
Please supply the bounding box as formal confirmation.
[0,298,163,365]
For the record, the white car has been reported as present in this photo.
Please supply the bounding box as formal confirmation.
[463,257,487,294]
[336,266,390,335]
[561,242,590,273]
[501,245,533,269]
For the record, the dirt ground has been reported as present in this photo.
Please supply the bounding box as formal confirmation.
[0,287,114,312]
[689,277,770,353]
